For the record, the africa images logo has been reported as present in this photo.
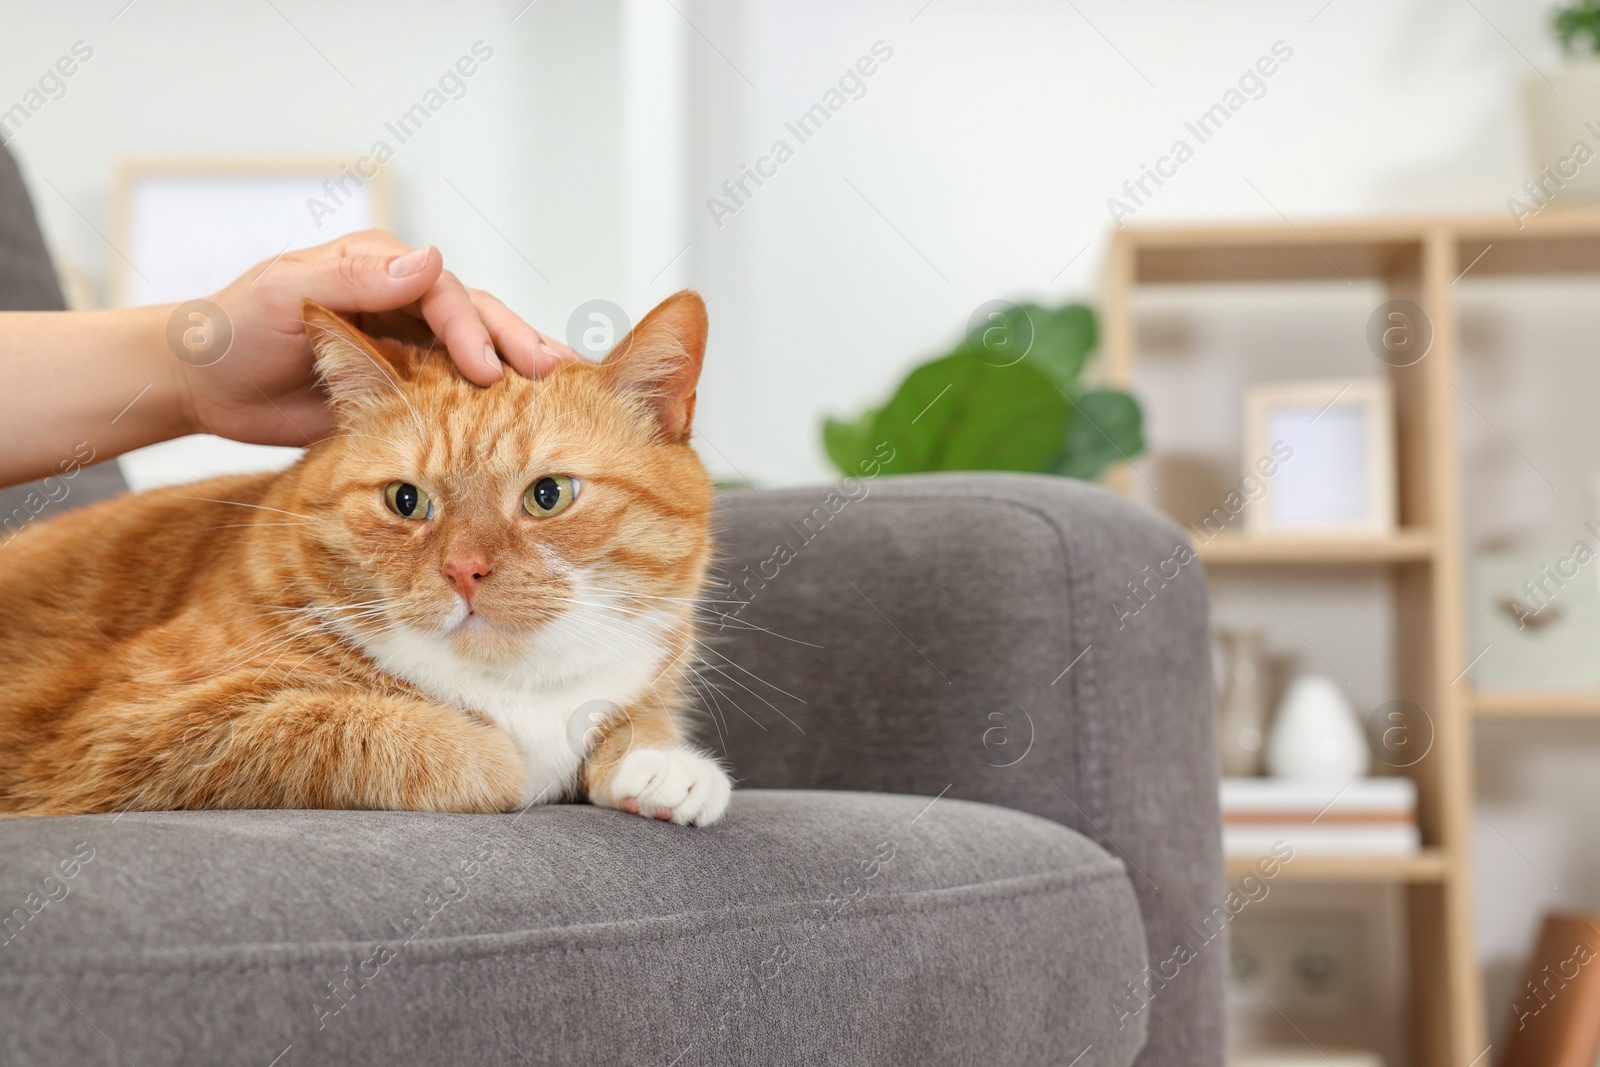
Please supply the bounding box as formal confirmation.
[705,41,895,228]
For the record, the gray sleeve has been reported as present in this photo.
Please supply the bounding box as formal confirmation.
[0,142,65,312]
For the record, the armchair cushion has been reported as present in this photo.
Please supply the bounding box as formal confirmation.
[0,790,1147,1066]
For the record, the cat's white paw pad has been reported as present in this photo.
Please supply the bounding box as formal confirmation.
[606,748,731,827]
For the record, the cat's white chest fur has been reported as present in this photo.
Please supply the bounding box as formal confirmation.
[341,595,678,807]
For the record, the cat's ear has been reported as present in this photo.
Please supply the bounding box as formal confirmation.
[602,290,707,443]
[302,301,411,413]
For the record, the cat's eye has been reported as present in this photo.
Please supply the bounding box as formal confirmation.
[384,481,432,520]
[523,475,578,518]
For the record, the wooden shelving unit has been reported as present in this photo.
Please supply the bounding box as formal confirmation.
[1224,848,1451,884]
[1107,207,1600,1064]
[1197,530,1435,565]
[1099,210,1600,1066]
[1471,690,1600,719]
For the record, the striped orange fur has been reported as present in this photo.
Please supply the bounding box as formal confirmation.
[0,291,732,824]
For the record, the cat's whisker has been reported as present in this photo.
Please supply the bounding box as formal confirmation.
[578,584,761,614]
[678,670,733,752]
[228,601,391,631]
[208,522,312,530]
[276,652,318,687]
[684,668,738,729]
[699,611,821,647]
[552,611,671,661]
[415,334,439,372]
[250,644,302,684]
[189,626,321,680]
[689,669,748,727]
[695,658,804,734]
[699,644,809,707]
[576,582,819,648]
[687,667,770,733]
[178,497,312,521]
[199,604,376,666]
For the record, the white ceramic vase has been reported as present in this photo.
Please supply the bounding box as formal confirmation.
[1266,675,1371,781]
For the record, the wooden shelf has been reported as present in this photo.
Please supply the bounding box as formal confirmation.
[1103,215,1505,1064]
[1470,690,1600,719]
[1196,530,1433,565]
[1225,848,1449,884]
[1123,206,1600,284]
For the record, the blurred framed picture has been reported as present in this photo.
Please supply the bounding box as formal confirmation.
[110,156,391,307]
[1243,378,1396,537]
[108,157,390,491]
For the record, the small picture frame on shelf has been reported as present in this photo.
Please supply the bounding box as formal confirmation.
[1243,378,1396,537]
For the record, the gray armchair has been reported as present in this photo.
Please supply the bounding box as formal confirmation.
[0,145,1224,1066]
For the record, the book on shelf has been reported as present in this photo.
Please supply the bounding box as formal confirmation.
[1501,912,1600,1067]
[1219,777,1419,858]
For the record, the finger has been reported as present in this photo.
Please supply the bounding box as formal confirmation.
[471,290,581,377]
[294,244,445,316]
[469,290,540,378]
[265,228,409,276]
[326,228,413,259]
[419,270,502,386]
[529,329,582,374]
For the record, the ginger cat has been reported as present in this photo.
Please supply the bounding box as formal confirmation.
[0,291,732,825]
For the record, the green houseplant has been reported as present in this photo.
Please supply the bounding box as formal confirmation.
[822,301,1143,480]
[1555,0,1600,54]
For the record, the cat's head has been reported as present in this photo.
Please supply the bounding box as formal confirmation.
[282,291,712,682]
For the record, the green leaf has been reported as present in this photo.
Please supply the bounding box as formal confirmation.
[962,302,1097,394]
[823,301,1135,481]
[822,406,879,476]
[1054,387,1144,481]
[1024,303,1097,393]
[1555,1,1600,54]
[962,303,1035,366]
[870,350,1071,474]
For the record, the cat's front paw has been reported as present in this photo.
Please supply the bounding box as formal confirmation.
[597,748,731,827]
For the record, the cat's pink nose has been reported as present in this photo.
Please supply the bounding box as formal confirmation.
[443,557,493,601]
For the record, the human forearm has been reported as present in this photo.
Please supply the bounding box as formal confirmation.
[0,305,192,488]
[0,231,580,490]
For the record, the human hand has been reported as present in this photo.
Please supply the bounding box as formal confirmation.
[171,229,578,445]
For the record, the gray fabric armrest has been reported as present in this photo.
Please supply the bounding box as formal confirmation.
[0,144,65,313]
[708,472,1224,1067]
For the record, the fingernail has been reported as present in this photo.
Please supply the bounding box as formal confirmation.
[387,247,430,277]
[540,342,557,359]
[484,342,498,368]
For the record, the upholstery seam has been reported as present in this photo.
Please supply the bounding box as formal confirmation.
[1,866,1131,983]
